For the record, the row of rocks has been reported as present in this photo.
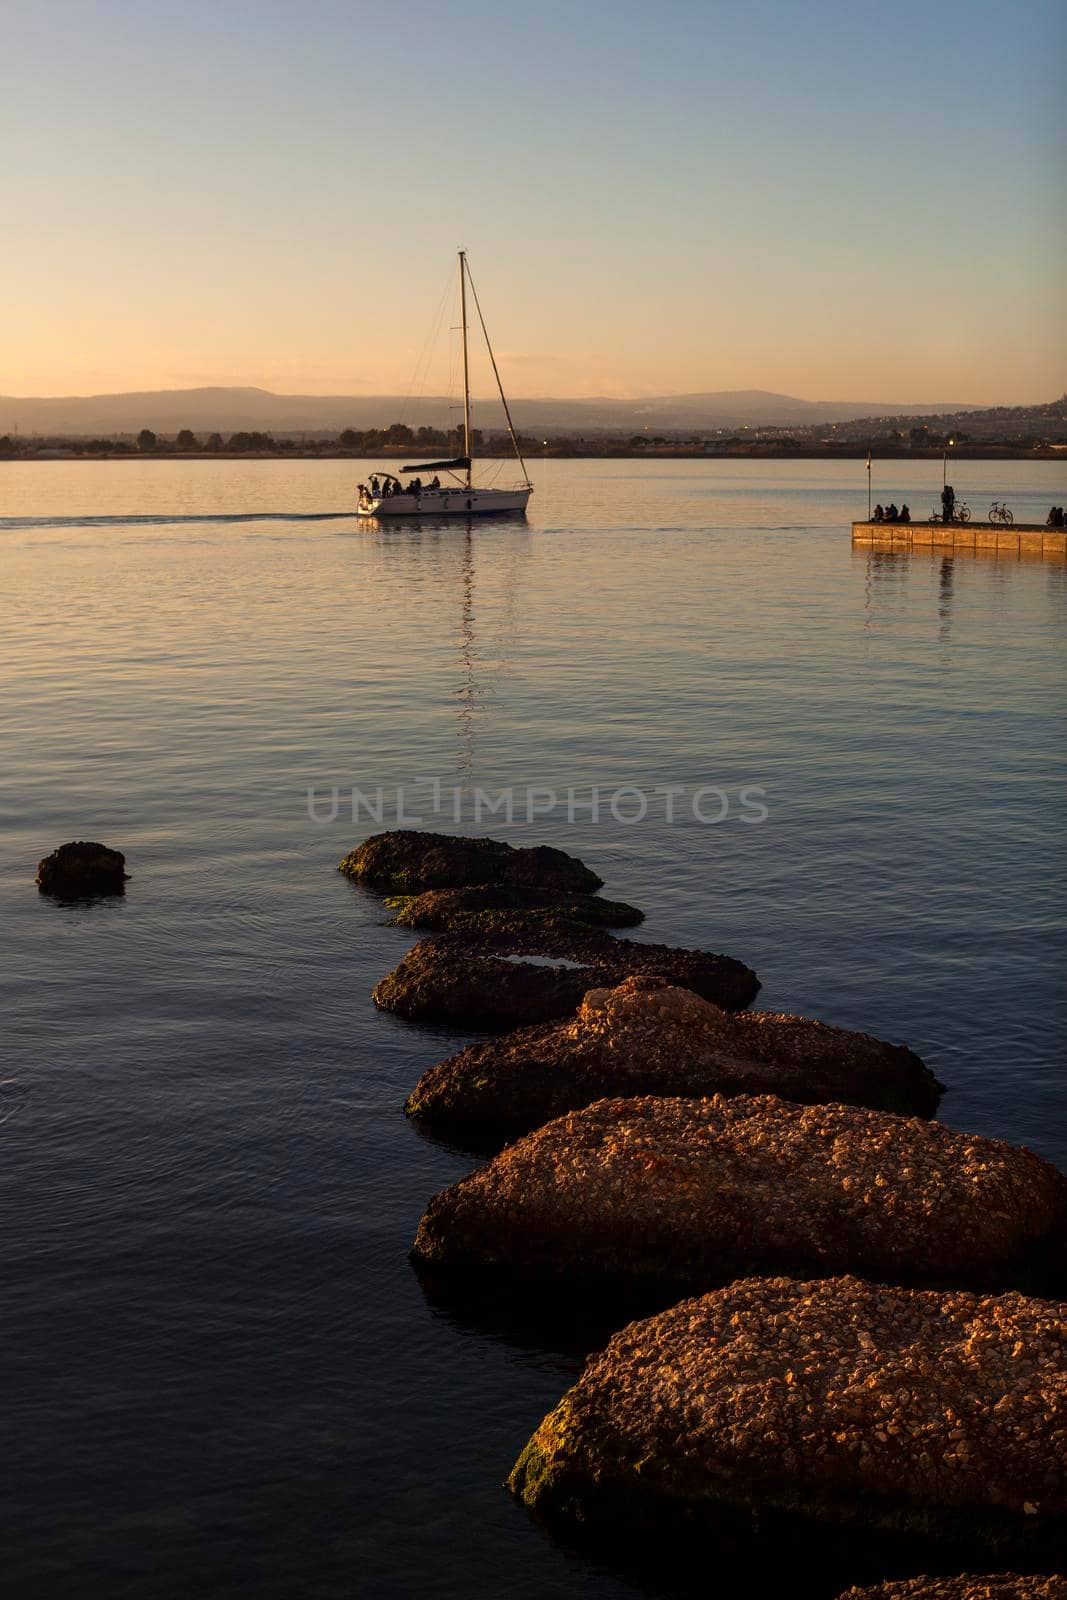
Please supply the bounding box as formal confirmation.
[347,831,1065,1579]
[34,830,1063,1590]
[344,828,762,1025]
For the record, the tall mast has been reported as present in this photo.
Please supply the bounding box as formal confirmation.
[459,249,472,490]
[465,257,531,488]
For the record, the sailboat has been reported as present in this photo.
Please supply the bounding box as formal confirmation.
[356,251,533,518]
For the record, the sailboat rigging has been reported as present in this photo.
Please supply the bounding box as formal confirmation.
[357,251,533,518]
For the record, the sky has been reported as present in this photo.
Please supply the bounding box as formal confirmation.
[3,0,1065,405]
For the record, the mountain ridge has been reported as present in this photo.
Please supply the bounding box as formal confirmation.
[0,385,984,436]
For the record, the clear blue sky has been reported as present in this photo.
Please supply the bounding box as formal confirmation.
[4,0,1064,402]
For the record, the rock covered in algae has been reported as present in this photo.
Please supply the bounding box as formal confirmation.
[36,840,128,898]
[838,1579,1067,1600]
[338,829,602,895]
[405,975,941,1143]
[508,1275,1067,1550]
[374,924,760,1030]
[412,1094,1067,1290]
[386,884,644,933]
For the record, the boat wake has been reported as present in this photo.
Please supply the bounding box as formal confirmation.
[0,512,355,530]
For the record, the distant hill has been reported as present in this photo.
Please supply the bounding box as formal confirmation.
[0,385,982,437]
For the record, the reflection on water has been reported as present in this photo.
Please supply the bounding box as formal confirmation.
[456,524,477,775]
[938,556,955,645]
[1,458,1065,1600]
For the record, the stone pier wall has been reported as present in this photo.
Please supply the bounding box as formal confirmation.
[852,521,1067,559]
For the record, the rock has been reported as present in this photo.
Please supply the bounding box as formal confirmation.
[413,1094,1067,1292]
[838,1578,1067,1600]
[386,884,645,932]
[36,841,128,898]
[339,829,602,894]
[374,924,761,1030]
[405,975,942,1144]
[508,1275,1067,1555]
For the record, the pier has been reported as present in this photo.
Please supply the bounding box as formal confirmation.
[852,520,1067,559]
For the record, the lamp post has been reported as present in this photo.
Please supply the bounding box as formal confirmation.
[943,437,955,489]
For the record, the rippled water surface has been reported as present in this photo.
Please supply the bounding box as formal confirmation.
[3,458,1065,1598]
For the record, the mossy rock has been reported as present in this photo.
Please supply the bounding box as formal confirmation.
[385,884,644,933]
[373,922,760,1031]
[338,829,602,895]
[508,1275,1067,1561]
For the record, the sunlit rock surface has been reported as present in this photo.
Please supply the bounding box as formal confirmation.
[838,1578,1067,1600]
[406,975,941,1143]
[508,1275,1066,1552]
[413,1094,1067,1291]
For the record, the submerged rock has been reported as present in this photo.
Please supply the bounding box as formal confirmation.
[386,884,644,933]
[339,829,602,895]
[36,841,128,899]
[508,1275,1066,1554]
[406,975,942,1143]
[413,1094,1067,1292]
[374,924,760,1030]
[839,1579,1067,1600]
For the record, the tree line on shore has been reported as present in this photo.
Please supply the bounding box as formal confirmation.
[0,423,500,457]
[2,403,1064,459]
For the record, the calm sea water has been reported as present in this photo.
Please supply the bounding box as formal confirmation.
[3,458,1065,1599]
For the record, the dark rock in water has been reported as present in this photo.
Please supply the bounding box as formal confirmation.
[386,884,644,933]
[406,975,942,1144]
[373,922,760,1030]
[36,841,128,899]
[412,1094,1067,1292]
[339,829,602,894]
[508,1275,1066,1556]
[839,1579,1067,1600]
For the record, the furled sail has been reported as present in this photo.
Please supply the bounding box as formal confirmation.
[400,457,471,474]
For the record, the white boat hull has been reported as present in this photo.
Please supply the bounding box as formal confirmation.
[357,485,531,518]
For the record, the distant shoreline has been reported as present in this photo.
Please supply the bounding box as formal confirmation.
[4,447,1063,464]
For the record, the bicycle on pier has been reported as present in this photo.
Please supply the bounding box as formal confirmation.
[930,502,971,523]
[989,501,1014,525]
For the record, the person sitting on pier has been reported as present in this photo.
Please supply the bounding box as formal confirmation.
[941,483,956,523]
[872,503,885,522]
[899,503,911,523]
[885,503,899,522]
[1047,506,1064,528]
